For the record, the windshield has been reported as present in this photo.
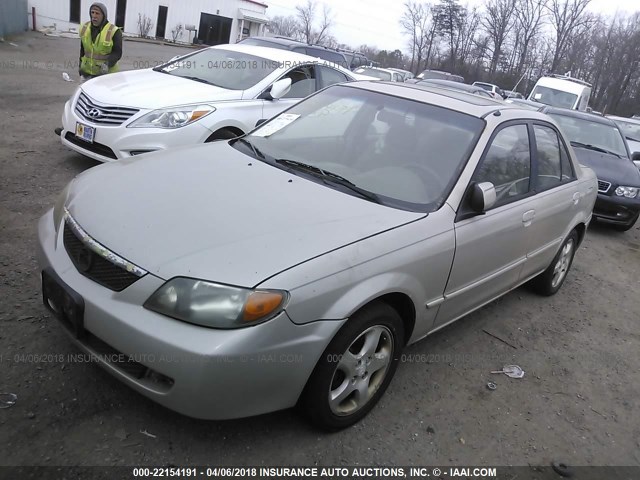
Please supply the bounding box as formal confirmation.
[529,85,578,109]
[158,48,278,90]
[613,119,640,141]
[549,114,628,158]
[240,85,485,211]
[355,68,392,81]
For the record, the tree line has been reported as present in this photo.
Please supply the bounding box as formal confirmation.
[268,0,640,115]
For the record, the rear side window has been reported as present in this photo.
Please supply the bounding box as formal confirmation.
[534,125,575,190]
[474,124,531,208]
[318,66,349,89]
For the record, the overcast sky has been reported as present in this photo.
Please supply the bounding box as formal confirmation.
[265,0,640,51]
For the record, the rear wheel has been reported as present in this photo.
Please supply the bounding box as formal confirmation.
[300,302,405,430]
[530,230,578,296]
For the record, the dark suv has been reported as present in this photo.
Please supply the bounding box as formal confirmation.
[542,106,640,231]
[238,36,349,69]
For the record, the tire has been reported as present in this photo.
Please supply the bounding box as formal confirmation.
[612,212,639,232]
[530,230,578,296]
[205,129,239,142]
[300,301,405,431]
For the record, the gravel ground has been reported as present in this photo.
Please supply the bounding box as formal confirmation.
[1,32,639,476]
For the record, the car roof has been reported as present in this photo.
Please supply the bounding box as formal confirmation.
[606,115,640,126]
[343,81,543,119]
[541,106,617,126]
[417,79,490,93]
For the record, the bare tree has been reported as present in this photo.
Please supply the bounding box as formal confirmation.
[267,15,301,39]
[400,1,437,73]
[295,0,334,44]
[547,0,592,71]
[513,0,547,76]
[137,13,153,38]
[483,0,516,75]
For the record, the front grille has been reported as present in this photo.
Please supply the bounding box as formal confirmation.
[64,132,117,159]
[63,223,141,291]
[597,180,611,193]
[75,92,139,126]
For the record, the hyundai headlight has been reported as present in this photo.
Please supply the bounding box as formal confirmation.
[144,277,288,329]
[128,104,215,129]
[614,186,639,198]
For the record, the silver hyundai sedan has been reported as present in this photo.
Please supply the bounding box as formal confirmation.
[37,81,597,430]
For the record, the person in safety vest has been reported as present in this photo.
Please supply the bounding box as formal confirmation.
[78,2,122,79]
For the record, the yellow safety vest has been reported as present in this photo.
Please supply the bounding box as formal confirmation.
[80,21,120,76]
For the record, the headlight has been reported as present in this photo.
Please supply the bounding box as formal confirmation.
[128,104,215,129]
[614,186,639,198]
[53,181,73,231]
[144,277,288,329]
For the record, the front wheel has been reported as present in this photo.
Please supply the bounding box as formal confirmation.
[300,302,405,430]
[530,230,578,296]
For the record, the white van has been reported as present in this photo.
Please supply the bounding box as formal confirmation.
[528,74,592,111]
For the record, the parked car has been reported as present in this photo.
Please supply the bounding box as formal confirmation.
[416,79,497,99]
[542,107,640,231]
[503,90,524,99]
[353,66,404,82]
[388,68,414,82]
[412,69,465,83]
[606,115,640,163]
[58,44,363,162]
[238,36,349,69]
[472,81,505,100]
[39,81,597,430]
[338,49,370,70]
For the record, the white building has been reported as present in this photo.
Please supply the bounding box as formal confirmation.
[27,0,269,45]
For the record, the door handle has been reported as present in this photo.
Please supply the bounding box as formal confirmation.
[522,209,535,226]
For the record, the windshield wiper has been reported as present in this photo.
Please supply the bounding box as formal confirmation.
[275,159,382,204]
[570,141,622,158]
[625,136,640,143]
[232,138,264,159]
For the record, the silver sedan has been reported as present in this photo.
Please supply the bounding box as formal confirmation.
[37,81,597,430]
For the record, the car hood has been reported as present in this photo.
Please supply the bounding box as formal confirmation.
[65,143,424,286]
[572,147,640,187]
[80,69,244,109]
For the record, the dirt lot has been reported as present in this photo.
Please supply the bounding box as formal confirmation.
[1,32,639,474]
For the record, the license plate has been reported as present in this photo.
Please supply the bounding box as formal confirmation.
[42,269,85,338]
[75,122,95,143]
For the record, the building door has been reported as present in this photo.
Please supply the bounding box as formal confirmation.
[197,12,232,46]
[115,0,127,28]
[69,0,81,23]
[156,6,168,39]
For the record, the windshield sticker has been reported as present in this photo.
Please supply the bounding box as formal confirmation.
[534,93,542,100]
[252,113,300,137]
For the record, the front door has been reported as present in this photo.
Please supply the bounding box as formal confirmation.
[115,0,126,28]
[198,13,232,46]
[156,6,168,39]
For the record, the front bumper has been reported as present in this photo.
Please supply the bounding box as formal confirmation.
[593,193,640,226]
[36,209,344,420]
[60,98,213,163]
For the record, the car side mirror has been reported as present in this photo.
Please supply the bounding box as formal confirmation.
[631,152,640,161]
[268,78,292,100]
[470,182,497,213]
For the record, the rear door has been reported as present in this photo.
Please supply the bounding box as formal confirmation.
[519,123,581,279]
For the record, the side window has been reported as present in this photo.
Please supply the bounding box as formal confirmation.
[474,124,531,208]
[281,65,316,99]
[318,66,349,89]
[534,124,574,190]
